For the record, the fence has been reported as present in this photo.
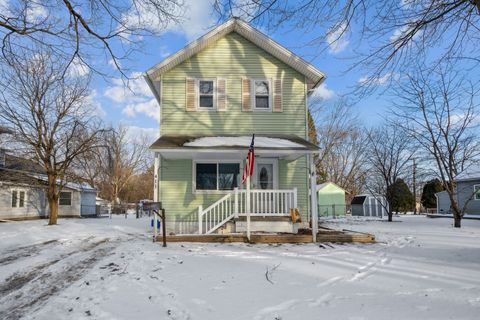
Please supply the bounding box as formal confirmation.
[318,204,350,219]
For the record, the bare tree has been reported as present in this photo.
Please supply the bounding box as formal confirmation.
[313,101,368,198]
[215,0,480,93]
[95,126,150,204]
[392,66,480,227]
[0,49,104,225]
[366,125,413,221]
[0,0,183,78]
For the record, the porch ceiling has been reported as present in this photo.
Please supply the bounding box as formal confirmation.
[150,134,320,160]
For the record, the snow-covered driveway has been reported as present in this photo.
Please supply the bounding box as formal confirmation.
[0,215,479,319]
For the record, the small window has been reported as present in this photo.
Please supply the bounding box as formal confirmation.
[195,162,240,191]
[198,80,215,109]
[19,191,25,207]
[59,191,72,206]
[254,80,270,110]
[475,185,480,201]
[11,190,17,207]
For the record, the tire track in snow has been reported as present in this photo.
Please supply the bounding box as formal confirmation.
[0,239,59,266]
[0,238,115,320]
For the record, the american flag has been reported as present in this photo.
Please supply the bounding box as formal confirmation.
[242,134,255,184]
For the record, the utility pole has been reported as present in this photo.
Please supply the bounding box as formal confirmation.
[413,158,417,215]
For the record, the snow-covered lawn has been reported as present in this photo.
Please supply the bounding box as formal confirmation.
[1,215,479,320]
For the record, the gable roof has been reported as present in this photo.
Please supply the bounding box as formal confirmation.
[455,166,480,182]
[316,182,347,193]
[144,17,326,102]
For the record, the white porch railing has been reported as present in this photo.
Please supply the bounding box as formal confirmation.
[198,187,297,234]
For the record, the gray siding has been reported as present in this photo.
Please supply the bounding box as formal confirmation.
[80,191,97,216]
[435,191,451,214]
[0,185,82,219]
[456,180,480,215]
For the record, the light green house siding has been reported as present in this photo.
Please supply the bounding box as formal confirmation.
[160,157,309,228]
[158,32,308,137]
[317,183,346,217]
[156,31,311,229]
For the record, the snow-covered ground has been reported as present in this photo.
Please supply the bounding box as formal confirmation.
[0,215,479,320]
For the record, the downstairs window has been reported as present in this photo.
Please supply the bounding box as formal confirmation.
[195,162,240,191]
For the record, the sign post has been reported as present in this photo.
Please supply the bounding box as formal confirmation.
[144,202,166,247]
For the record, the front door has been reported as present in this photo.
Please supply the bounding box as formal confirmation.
[254,159,278,190]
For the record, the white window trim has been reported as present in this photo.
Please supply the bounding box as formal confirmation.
[197,79,217,111]
[59,191,72,206]
[192,160,242,194]
[474,184,480,201]
[251,79,272,112]
[11,188,27,208]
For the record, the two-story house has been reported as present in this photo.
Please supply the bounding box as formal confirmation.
[145,18,325,235]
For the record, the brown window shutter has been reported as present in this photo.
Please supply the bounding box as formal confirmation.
[242,78,252,112]
[217,78,227,111]
[186,78,196,111]
[273,79,282,112]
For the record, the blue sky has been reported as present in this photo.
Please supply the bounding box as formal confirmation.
[90,0,394,142]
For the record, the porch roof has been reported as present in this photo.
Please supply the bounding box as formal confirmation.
[150,134,319,160]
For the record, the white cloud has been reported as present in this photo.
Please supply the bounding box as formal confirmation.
[358,72,397,86]
[104,72,152,104]
[104,72,159,122]
[121,0,216,41]
[27,3,47,21]
[311,83,335,100]
[85,90,106,118]
[390,21,423,44]
[67,57,90,77]
[122,99,159,123]
[125,126,159,144]
[326,23,349,54]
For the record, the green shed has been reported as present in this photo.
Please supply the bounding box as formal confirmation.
[316,182,347,217]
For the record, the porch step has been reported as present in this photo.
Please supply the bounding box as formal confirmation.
[159,231,375,244]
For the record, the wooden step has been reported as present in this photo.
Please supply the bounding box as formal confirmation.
[159,232,375,244]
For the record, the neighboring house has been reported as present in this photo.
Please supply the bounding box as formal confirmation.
[351,195,388,218]
[0,152,97,220]
[316,182,347,217]
[145,18,324,234]
[435,191,451,214]
[435,168,480,215]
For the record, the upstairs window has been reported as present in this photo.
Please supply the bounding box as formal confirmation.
[475,185,480,201]
[59,191,72,206]
[198,80,215,109]
[253,80,270,110]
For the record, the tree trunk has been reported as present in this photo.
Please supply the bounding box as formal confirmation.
[388,211,393,222]
[48,197,58,225]
[47,175,59,225]
[453,215,461,228]
[451,202,462,228]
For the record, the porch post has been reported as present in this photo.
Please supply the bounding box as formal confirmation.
[153,152,160,202]
[198,205,203,234]
[234,187,239,218]
[153,153,160,240]
[309,155,318,242]
[246,176,251,241]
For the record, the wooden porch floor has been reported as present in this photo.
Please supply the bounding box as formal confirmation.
[158,229,375,244]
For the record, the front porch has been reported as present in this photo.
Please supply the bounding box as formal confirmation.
[198,188,299,234]
[150,134,320,236]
